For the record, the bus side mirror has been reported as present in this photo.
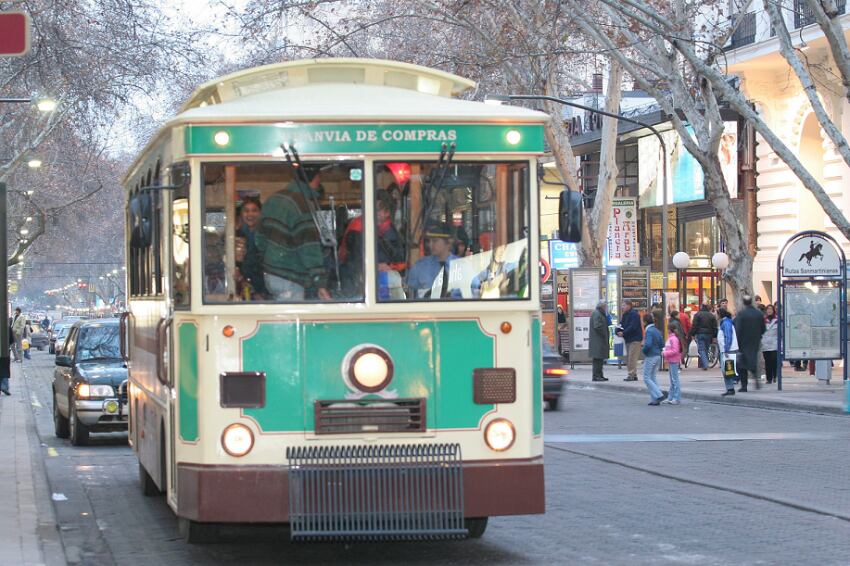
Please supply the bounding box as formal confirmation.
[558,190,583,243]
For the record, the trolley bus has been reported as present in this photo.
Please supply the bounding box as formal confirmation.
[122,58,581,542]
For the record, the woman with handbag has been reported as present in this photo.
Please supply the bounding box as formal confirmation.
[717,308,739,396]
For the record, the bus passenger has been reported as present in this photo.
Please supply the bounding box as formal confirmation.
[338,190,404,296]
[471,244,519,298]
[234,196,267,299]
[406,223,458,299]
[256,166,331,301]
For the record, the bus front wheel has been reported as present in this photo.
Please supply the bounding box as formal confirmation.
[465,517,488,538]
[178,517,220,544]
[139,462,160,496]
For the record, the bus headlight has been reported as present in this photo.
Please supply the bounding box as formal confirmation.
[348,347,394,392]
[221,423,254,457]
[484,419,516,452]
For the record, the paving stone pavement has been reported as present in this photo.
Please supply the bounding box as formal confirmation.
[11,350,850,564]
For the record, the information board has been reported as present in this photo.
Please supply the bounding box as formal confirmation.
[783,284,841,359]
[619,267,650,310]
[569,269,602,358]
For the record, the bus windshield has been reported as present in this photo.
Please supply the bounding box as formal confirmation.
[371,161,531,302]
[201,161,364,303]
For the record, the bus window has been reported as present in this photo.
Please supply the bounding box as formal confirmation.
[201,161,364,303]
[373,161,530,302]
[172,195,190,308]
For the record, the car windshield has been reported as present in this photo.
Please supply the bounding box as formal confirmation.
[75,325,121,362]
[57,327,70,339]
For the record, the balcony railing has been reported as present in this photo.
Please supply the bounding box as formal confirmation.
[795,0,846,29]
[728,11,757,49]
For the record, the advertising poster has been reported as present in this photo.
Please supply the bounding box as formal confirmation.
[549,240,580,270]
[638,122,738,208]
[619,267,650,310]
[569,269,601,354]
[607,197,638,266]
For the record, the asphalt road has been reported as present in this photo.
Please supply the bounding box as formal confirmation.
[20,351,850,565]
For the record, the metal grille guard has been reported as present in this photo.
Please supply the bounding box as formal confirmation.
[287,443,466,540]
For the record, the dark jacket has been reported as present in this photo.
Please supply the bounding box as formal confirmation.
[589,307,610,360]
[734,306,767,372]
[642,324,664,357]
[619,308,642,343]
[690,309,718,338]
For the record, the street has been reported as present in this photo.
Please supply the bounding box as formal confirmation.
[6,350,847,565]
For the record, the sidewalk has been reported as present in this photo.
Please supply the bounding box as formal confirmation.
[0,360,65,566]
[565,361,850,415]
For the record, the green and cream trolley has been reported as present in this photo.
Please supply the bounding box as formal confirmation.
[123,58,552,541]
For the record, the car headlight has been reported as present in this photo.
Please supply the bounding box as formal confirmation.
[77,384,114,398]
[348,347,393,392]
[484,418,516,452]
[221,423,254,457]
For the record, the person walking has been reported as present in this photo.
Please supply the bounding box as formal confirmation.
[10,308,25,363]
[589,301,610,382]
[762,304,779,384]
[616,300,642,381]
[734,295,766,392]
[651,302,665,332]
[642,313,666,405]
[662,312,684,405]
[718,307,739,396]
[689,304,718,370]
[1,320,12,395]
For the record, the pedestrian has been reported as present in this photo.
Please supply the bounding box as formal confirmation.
[679,307,692,362]
[10,307,25,363]
[688,304,718,370]
[1,320,11,395]
[718,307,739,396]
[762,304,779,384]
[22,319,32,360]
[662,311,685,404]
[642,313,666,405]
[733,295,766,392]
[589,300,610,382]
[616,300,642,382]
[754,295,766,380]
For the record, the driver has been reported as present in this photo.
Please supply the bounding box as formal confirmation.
[406,223,458,298]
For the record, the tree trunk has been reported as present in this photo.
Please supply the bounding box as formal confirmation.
[586,62,624,267]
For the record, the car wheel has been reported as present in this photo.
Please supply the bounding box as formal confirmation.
[69,395,90,446]
[549,396,562,411]
[178,517,220,544]
[139,461,161,497]
[53,393,70,439]
[465,517,488,538]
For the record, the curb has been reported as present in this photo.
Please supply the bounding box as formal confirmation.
[567,381,849,416]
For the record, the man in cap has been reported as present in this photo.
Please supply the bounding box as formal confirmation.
[256,164,331,301]
[407,223,458,298]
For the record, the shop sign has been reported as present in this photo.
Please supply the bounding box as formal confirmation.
[549,240,580,270]
[606,197,638,266]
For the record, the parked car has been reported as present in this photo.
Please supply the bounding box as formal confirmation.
[52,319,128,445]
[52,325,72,356]
[49,322,71,354]
[29,327,49,351]
[543,340,568,410]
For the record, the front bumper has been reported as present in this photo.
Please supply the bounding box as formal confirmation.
[177,457,545,524]
[75,397,129,429]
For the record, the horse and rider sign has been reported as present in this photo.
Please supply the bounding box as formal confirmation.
[781,233,842,277]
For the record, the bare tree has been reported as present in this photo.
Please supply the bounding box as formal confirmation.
[231,0,624,266]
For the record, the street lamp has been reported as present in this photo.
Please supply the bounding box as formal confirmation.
[485,92,672,304]
[712,252,730,270]
[672,252,691,269]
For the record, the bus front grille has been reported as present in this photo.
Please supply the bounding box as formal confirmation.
[313,398,426,435]
[287,443,466,540]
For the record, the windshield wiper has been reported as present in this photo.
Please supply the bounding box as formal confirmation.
[79,356,123,363]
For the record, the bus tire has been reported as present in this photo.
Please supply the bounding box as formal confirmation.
[178,517,220,544]
[465,517,488,538]
[139,461,160,497]
[69,396,90,446]
[53,392,70,439]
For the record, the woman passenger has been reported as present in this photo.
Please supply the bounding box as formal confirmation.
[235,197,267,298]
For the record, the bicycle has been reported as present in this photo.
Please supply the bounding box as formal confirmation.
[682,341,719,369]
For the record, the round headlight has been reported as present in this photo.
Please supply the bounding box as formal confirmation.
[348,347,393,392]
[221,423,254,457]
[484,419,516,452]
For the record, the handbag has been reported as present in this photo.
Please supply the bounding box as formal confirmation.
[21,338,30,350]
[722,354,737,378]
